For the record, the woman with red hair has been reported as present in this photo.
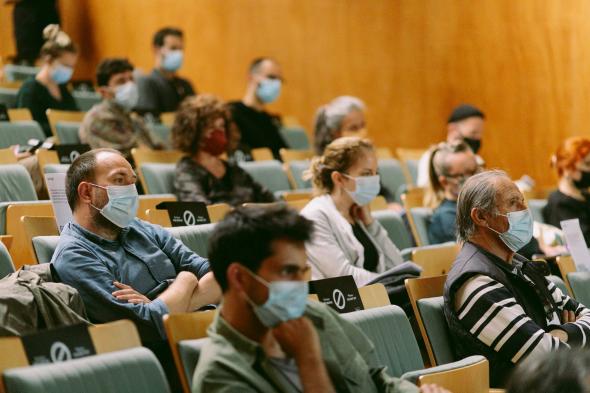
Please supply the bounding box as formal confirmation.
[543,136,590,243]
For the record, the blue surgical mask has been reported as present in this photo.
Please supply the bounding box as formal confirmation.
[343,174,381,206]
[162,50,183,72]
[488,208,533,252]
[245,270,309,328]
[50,62,74,84]
[256,78,282,104]
[114,81,139,110]
[89,183,139,228]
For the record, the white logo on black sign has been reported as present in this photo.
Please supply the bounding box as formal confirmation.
[332,289,346,310]
[50,341,72,362]
[183,210,196,226]
[69,150,80,162]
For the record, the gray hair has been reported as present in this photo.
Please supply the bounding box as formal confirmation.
[456,170,508,242]
[313,96,365,155]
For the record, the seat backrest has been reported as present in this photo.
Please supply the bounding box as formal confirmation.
[375,147,394,159]
[358,283,390,309]
[417,296,456,366]
[342,305,424,377]
[405,275,447,366]
[417,356,489,393]
[401,187,425,210]
[372,210,413,250]
[36,149,59,171]
[147,123,172,146]
[0,88,18,108]
[239,160,291,193]
[0,121,46,149]
[567,272,590,305]
[140,163,176,194]
[72,91,101,111]
[3,347,170,393]
[528,198,547,223]
[177,338,209,391]
[396,148,425,185]
[160,112,176,126]
[279,126,310,150]
[250,147,274,161]
[0,148,17,164]
[7,108,32,121]
[556,255,576,296]
[378,159,406,203]
[0,240,15,279]
[55,121,82,144]
[167,223,217,257]
[3,64,40,82]
[31,235,60,264]
[0,165,37,202]
[408,207,432,247]
[43,163,70,174]
[144,209,171,226]
[136,194,177,220]
[45,109,85,138]
[279,148,314,163]
[21,216,59,263]
[411,242,460,277]
[163,312,215,393]
[286,160,312,189]
[206,203,232,223]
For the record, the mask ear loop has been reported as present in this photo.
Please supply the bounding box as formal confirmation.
[85,182,108,212]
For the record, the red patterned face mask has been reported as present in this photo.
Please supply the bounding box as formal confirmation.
[201,128,228,156]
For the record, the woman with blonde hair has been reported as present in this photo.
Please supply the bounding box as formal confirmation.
[16,24,79,137]
[301,136,413,289]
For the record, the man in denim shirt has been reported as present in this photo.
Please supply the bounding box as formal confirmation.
[51,148,220,390]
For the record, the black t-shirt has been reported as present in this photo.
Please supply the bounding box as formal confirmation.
[543,190,590,245]
[351,223,379,272]
[136,69,195,115]
[228,101,287,161]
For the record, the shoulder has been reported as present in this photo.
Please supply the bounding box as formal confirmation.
[300,195,332,219]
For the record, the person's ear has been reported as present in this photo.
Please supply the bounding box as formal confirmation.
[77,182,94,205]
[226,263,248,293]
[97,86,112,100]
[331,171,346,188]
[470,207,489,228]
[439,175,449,189]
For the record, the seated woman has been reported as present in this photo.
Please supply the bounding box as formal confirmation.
[301,136,407,287]
[16,24,79,138]
[172,94,276,206]
[544,136,590,244]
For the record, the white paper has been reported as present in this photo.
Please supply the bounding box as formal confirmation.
[560,219,590,272]
[44,173,73,233]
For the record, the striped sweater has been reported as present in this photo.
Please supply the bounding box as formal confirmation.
[455,274,590,364]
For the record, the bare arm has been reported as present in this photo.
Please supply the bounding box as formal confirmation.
[156,271,199,313]
[189,271,222,311]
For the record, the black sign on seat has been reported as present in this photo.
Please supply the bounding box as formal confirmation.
[0,104,9,121]
[21,323,96,365]
[55,144,91,164]
[156,201,210,227]
[309,275,364,313]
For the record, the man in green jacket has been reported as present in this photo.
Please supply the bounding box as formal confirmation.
[193,205,447,393]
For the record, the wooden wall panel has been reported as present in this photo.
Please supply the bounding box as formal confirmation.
[3,0,590,187]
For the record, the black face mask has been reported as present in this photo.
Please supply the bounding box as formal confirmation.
[574,170,590,189]
[463,137,481,154]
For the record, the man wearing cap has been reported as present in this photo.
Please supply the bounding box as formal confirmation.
[416,104,486,188]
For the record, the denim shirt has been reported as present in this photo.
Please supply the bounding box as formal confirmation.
[51,219,210,342]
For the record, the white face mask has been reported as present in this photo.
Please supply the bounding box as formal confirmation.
[342,173,381,206]
[113,81,139,110]
[89,183,139,228]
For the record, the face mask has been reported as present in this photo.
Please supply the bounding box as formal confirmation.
[114,81,139,110]
[201,128,228,156]
[50,62,74,84]
[463,137,481,154]
[256,78,282,104]
[162,50,183,72]
[244,270,309,328]
[89,183,139,228]
[574,170,590,189]
[488,208,533,252]
[343,174,381,206]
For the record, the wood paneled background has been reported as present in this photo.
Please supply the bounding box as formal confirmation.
[2,0,590,186]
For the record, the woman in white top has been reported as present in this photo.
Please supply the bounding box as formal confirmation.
[301,136,405,286]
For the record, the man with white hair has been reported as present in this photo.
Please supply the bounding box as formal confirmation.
[444,170,590,387]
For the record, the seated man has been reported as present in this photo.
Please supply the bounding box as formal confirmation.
[193,204,447,393]
[136,27,195,115]
[79,58,162,163]
[51,148,221,342]
[444,170,590,387]
[228,57,287,161]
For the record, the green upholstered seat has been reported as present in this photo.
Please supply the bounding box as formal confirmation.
[178,338,209,390]
[416,296,456,365]
[55,121,81,144]
[409,207,432,246]
[568,272,590,305]
[288,160,312,189]
[167,223,216,258]
[0,241,15,279]
[372,210,413,250]
[0,88,18,108]
[0,121,45,148]
[378,159,406,203]
[72,91,101,111]
[31,235,60,264]
[140,163,176,194]
[280,126,310,150]
[239,160,291,193]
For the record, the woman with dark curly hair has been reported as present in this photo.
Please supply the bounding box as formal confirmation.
[172,94,276,205]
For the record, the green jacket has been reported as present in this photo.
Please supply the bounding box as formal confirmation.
[192,301,419,393]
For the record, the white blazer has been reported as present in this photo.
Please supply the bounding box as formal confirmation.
[300,194,405,286]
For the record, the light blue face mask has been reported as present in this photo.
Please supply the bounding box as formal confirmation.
[89,183,139,228]
[162,50,184,72]
[343,174,381,206]
[114,81,139,110]
[488,208,533,252]
[50,62,74,84]
[245,270,309,328]
[256,78,282,104]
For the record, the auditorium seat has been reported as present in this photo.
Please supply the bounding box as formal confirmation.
[0,88,18,108]
[45,109,85,140]
[278,148,314,163]
[528,198,547,223]
[147,123,172,147]
[177,338,208,392]
[556,255,576,296]
[0,122,45,148]
[407,207,432,247]
[410,242,460,277]
[0,149,17,165]
[31,235,59,264]
[22,216,59,263]
[566,272,590,305]
[378,159,406,202]
[372,210,414,250]
[139,163,175,194]
[279,126,310,150]
[3,64,39,82]
[160,112,176,126]
[55,122,82,144]
[6,108,32,122]
[250,147,274,161]
[238,160,292,194]
[72,91,101,111]
[396,148,425,186]
[3,347,170,393]
[0,240,15,279]
[165,223,217,258]
[285,159,312,189]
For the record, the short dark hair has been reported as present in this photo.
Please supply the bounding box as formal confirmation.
[208,205,314,292]
[66,148,123,210]
[447,104,485,123]
[96,58,134,87]
[507,349,590,393]
[153,27,183,47]
[249,57,274,74]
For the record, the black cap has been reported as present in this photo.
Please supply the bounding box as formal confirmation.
[447,104,485,123]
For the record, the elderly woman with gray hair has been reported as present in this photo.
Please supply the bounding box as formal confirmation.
[443,170,590,388]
